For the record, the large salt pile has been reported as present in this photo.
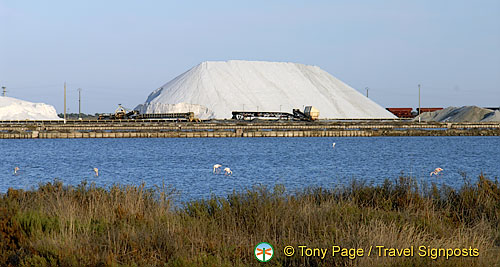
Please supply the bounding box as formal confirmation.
[136,60,396,119]
[414,106,499,122]
[0,96,61,120]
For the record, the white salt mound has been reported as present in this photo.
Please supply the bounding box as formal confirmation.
[136,60,396,119]
[414,106,499,122]
[0,96,61,120]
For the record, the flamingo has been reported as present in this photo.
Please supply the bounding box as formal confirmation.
[213,164,222,174]
[14,167,20,175]
[93,168,99,177]
[430,168,443,176]
[224,167,232,176]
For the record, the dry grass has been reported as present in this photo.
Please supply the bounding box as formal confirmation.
[0,175,499,266]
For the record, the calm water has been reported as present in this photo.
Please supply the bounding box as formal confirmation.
[1,137,499,202]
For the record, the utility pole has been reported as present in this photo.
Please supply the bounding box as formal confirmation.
[418,84,421,123]
[1,86,6,97]
[365,87,369,98]
[64,82,67,123]
[77,88,82,119]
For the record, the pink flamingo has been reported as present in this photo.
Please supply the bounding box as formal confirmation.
[213,164,222,174]
[224,167,233,176]
[430,168,443,176]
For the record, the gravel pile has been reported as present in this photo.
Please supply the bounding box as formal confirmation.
[414,106,499,122]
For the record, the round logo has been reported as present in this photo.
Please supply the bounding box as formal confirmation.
[254,242,274,262]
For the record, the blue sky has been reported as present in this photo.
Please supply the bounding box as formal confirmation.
[1,0,499,113]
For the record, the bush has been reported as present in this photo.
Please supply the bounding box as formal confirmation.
[0,176,499,266]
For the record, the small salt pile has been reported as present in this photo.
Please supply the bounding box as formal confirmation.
[0,96,61,120]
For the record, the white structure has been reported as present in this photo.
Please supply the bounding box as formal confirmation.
[0,96,61,120]
[136,60,396,119]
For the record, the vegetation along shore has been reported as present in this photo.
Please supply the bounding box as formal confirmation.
[1,175,499,266]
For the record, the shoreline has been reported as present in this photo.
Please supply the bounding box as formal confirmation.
[0,121,499,139]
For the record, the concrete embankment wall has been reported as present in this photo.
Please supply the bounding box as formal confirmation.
[0,129,499,139]
[0,130,373,139]
[0,121,499,139]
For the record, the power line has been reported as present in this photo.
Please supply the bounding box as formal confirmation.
[64,82,67,123]
[77,88,82,119]
[418,84,421,123]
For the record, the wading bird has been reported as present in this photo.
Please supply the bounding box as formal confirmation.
[14,167,20,175]
[332,142,336,148]
[224,167,232,176]
[93,168,99,177]
[430,168,443,176]
[213,164,222,174]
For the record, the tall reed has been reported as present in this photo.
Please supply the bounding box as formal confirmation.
[0,175,498,266]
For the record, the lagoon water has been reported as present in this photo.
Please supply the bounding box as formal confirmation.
[1,136,499,202]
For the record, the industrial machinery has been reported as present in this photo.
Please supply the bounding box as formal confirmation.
[303,106,320,120]
[417,108,443,113]
[98,105,199,122]
[386,107,444,118]
[231,111,295,120]
[134,112,198,122]
[98,105,138,120]
[386,108,414,118]
[232,106,320,121]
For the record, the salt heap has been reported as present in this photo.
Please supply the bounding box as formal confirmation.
[414,106,500,122]
[0,96,61,120]
[136,60,396,119]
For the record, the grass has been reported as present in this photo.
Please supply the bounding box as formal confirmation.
[0,175,499,266]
